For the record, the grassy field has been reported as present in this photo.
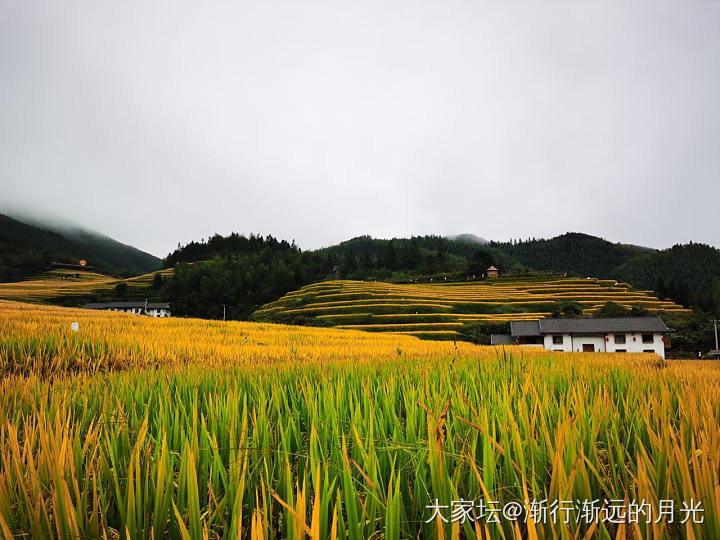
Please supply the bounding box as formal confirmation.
[0,300,717,539]
[0,267,174,302]
[251,277,690,339]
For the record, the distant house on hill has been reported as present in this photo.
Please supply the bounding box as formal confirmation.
[83,301,171,318]
[486,266,499,278]
[492,316,672,358]
[52,262,95,271]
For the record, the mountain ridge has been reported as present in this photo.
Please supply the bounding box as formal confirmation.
[4,214,719,319]
[0,213,161,282]
[446,233,489,245]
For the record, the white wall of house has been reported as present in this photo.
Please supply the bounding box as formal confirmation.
[543,334,573,352]
[569,335,607,353]
[605,332,666,358]
[540,332,666,358]
[103,307,171,317]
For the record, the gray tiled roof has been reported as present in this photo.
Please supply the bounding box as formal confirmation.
[510,320,542,336]
[539,317,671,334]
[512,316,671,336]
[83,302,170,309]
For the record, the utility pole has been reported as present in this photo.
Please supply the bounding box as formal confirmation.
[222,304,227,321]
[712,319,719,352]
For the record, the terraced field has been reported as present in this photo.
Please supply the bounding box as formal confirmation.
[252,277,690,339]
[0,267,174,302]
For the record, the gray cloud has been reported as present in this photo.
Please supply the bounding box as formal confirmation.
[1,1,719,256]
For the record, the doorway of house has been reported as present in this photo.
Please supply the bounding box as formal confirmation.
[582,344,595,352]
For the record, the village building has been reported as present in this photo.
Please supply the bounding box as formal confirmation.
[492,316,672,358]
[83,301,171,317]
[486,266,499,278]
[52,261,96,271]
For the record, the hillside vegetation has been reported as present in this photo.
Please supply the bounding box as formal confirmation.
[0,300,717,538]
[252,277,689,340]
[5,225,720,352]
[0,213,161,281]
[157,232,720,353]
[163,231,720,320]
[7,221,720,322]
[493,234,720,313]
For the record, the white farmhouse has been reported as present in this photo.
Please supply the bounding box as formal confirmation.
[498,317,671,358]
[83,301,171,317]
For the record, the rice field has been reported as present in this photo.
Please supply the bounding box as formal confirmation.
[0,300,717,539]
[252,278,690,338]
[0,268,174,302]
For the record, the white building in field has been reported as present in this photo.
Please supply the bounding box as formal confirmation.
[83,301,171,317]
[497,317,672,358]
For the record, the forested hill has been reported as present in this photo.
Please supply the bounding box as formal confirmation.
[315,235,520,275]
[490,233,720,313]
[160,233,502,318]
[489,233,650,278]
[161,234,325,319]
[614,243,720,312]
[163,233,299,267]
[161,231,720,318]
[0,213,161,282]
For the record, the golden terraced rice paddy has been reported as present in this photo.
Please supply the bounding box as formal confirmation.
[252,278,690,339]
[0,300,717,539]
[0,268,174,302]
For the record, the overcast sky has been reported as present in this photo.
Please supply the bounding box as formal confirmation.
[1,2,719,257]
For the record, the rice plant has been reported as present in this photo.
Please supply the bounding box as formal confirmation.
[0,300,717,539]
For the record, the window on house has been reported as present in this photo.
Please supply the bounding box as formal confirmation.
[614,334,626,344]
[616,349,627,353]
[642,334,654,344]
[553,335,563,345]
[643,349,654,353]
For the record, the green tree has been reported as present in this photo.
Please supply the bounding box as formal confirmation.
[467,249,494,277]
[342,251,358,278]
[562,302,583,318]
[552,301,583,318]
[114,282,128,297]
[383,241,399,270]
[594,301,631,318]
[402,239,422,270]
